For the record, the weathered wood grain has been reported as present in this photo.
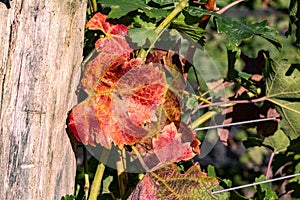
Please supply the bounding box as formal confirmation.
[0,0,86,199]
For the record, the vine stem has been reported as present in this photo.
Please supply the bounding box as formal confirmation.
[216,0,245,14]
[83,147,90,198]
[88,149,110,200]
[191,111,217,130]
[116,149,128,199]
[138,0,189,61]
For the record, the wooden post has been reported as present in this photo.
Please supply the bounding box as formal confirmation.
[0,0,86,199]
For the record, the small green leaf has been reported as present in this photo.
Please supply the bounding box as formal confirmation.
[128,16,157,46]
[263,130,290,153]
[254,175,279,200]
[207,165,216,178]
[99,0,168,19]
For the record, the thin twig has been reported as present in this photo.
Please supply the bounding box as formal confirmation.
[191,111,217,129]
[266,152,275,179]
[91,0,98,13]
[217,0,245,14]
[116,149,128,199]
[212,173,300,194]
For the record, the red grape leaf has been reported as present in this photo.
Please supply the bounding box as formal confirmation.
[86,12,132,55]
[68,54,144,148]
[132,122,201,171]
[128,164,219,200]
[153,122,200,164]
[113,64,167,127]
[67,52,179,148]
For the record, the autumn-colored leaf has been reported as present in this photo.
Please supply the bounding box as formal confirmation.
[67,52,146,148]
[68,50,194,149]
[113,64,167,128]
[128,164,219,200]
[67,13,201,168]
[86,12,132,55]
[153,123,196,163]
[131,122,200,171]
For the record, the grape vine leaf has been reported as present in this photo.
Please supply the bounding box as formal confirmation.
[152,123,197,163]
[186,7,281,49]
[265,58,300,139]
[86,12,132,55]
[215,18,281,49]
[170,13,205,45]
[99,0,168,19]
[112,64,167,129]
[133,121,200,171]
[128,16,157,46]
[128,164,219,199]
[263,130,290,153]
[67,54,144,148]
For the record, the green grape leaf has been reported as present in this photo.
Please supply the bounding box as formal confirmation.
[151,0,179,6]
[265,58,300,139]
[170,13,205,45]
[128,16,157,46]
[186,7,281,49]
[263,130,290,153]
[99,0,148,18]
[99,0,168,19]
[215,18,281,49]
[128,164,219,199]
[207,165,216,178]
